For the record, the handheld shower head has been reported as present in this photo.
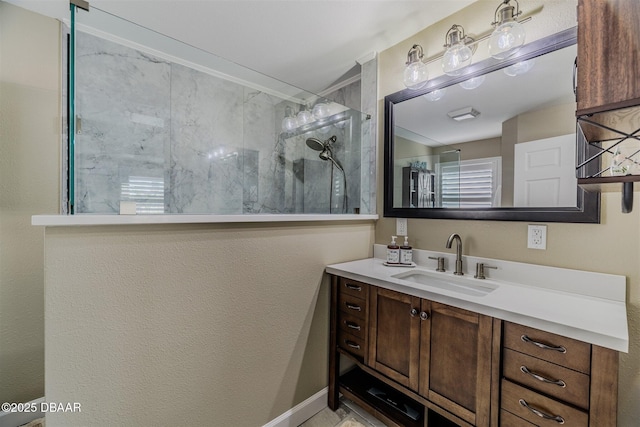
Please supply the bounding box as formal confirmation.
[305,135,336,152]
[305,135,343,171]
[305,137,325,152]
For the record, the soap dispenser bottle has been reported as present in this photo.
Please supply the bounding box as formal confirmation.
[400,236,413,265]
[386,236,400,264]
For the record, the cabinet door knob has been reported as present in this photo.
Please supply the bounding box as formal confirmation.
[410,308,419,317]
[420,311,429,321]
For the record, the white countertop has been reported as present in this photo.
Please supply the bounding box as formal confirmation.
[326,245,628,352]
[31,213,378,226]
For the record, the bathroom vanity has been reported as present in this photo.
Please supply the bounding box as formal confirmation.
[326,246,628,427]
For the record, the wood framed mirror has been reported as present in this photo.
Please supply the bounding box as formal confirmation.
[383,27,600,223]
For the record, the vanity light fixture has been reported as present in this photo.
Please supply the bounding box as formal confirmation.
[296,105,313,126]
[488,0,526,59]
[312,100,332,120]
[400,1,531,89]
[424,88,447,101]
[442,25,475,76]
[459,75,486,90]
[281,106,298,132]
[503,58,535,76]
[447,106,480,121]
[403,44,429,90]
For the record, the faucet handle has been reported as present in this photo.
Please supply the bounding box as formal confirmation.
[428,256,445,272]
[474,263,497,280]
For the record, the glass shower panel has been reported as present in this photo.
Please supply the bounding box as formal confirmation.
[70,6,368,215]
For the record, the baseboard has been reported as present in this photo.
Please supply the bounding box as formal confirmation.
[263,387,328,427]
[0,397,44,427]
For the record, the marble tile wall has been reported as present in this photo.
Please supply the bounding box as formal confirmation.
[74,32,367,215]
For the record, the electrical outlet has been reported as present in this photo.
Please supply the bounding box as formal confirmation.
[527,224,547,250]
[396,218,408,236]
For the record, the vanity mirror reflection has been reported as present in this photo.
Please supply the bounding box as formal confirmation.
[383,27,600,222]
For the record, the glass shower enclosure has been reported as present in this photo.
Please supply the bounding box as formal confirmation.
[66,4,371,216]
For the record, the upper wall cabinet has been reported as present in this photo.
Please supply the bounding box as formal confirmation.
[576,0,640,115]
[575,0,640,211]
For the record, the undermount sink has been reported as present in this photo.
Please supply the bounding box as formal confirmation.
[391,270,498,297]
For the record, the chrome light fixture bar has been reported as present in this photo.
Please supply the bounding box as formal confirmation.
[401,0,531,89]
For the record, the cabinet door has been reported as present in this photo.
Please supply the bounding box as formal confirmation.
[420,302,493,427]
[577,0,640,114]
[368,287,421,391]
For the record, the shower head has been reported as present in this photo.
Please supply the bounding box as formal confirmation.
[305,135,343,172]
[305,135,337,152]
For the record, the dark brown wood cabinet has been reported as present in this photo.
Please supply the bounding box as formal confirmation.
[421,302,493,427]
[328,274,620,427]
[367,287,494,426]
[368,287,421,390]
[576,0,640,116]
[499,322,618,427]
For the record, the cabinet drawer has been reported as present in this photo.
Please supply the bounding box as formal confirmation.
[503,349,590,409]
[500,409,536,426]
[504,323,591,374]
[337,329,366,359]
[501,380,588,427]
[339,278,369,299]
[338,293,367,320]
[338,310,367,340]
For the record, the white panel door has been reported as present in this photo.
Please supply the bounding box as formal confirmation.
[513,134,577,207]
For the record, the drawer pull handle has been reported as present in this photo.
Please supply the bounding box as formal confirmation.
[345,283,362,291]
[345,340,361,350]
[520,366,567,388]
[521,335,567,353]
[345,303,362,311]
[519,399,565,424]
[410,308,419,317]
[345,321,361,331]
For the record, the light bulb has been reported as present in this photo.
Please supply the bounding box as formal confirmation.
[281,116,298,132]
[459,75,486,90]
[488,20,525,59]
[296,109,313,126]
[312,102,331,120]
[423,88,447,101]
[442,43,473,76]
[503,58,535,76]
[403,61,429,90]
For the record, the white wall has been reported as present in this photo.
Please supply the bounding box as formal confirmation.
[0,1,60,404]
[376,1,640,425]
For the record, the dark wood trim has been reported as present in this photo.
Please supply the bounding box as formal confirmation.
[589,346,619,427]
[328,275,339,410]
[490,319,503,427]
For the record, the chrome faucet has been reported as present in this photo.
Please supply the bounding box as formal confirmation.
[446,233,464,275]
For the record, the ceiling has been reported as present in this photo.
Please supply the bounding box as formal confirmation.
[394,43,578,146]
[83,0,476,94]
